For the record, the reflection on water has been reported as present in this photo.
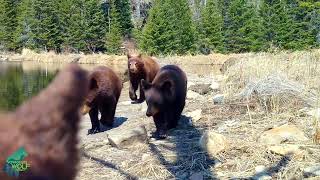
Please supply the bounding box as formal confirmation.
[0,62,127,111]
[0,61,220,111]
[0,63,56,111]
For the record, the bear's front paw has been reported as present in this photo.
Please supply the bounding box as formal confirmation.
[87,127,100,135]
[151,130,167,140]
[129,91,137,101]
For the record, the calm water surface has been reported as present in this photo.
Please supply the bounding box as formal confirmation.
[0,61,220,111]
[0,62,106,111]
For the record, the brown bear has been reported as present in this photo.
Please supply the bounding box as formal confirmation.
[0,64,88,180]
[128,54,160,103]
[141,65,187,139]
[82,66,123,134]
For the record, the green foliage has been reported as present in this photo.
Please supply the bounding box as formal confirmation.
[14,0,34,50]
[82,0,107,53]
[141,0,196,55]
[0,0,20,51]
[105,0,123,54]
[224,0,266,53]
[113,0,133,37]
[0,0,319,54]
[200,0,225,53]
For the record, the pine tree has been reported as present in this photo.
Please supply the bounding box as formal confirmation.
[105,0,123,54]
[261,0,295,50]
[287,0,318,50]
[141,0,196,55]
[200,0,225,53]
[30,0,63,52]
[113,0,133,37]
[224,0,266,53]
[83,0,107,53]
[0,0,20,51]
[14,0,34,50]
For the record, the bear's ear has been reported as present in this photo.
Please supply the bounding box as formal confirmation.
[141,79,151,90]
[137,53,142,58]
[89,78,98,90]
[127,54,132,59]
[161,80,174,100]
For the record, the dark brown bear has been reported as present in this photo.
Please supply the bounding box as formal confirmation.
[128,54,160,103]
[0,64,88,180]
[141,65,187,139]
[82,66,123,134]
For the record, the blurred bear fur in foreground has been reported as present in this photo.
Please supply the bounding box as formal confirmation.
[0,64,88,180]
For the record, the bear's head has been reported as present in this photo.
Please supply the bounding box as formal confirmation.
[141,79,174,117]
[127,54,144,74]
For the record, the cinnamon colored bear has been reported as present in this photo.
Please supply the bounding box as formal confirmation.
[82,66,123,134]
[128,54,160,103]
[141,65,187,139]
[0,64,88,180]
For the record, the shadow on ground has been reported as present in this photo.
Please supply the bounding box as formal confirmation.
[95,116,128,133]
[148,115,218,179]
[82,151,138,180]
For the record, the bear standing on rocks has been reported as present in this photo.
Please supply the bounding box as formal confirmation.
[0,64,88,180]
[141,65,187,139]
[82,66,123,134]
[128,54,160,103]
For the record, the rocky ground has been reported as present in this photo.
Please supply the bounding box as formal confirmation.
[76,62,320,180]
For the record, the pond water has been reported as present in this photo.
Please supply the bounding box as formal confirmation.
[0,61,220,111]
[0,62,120,111]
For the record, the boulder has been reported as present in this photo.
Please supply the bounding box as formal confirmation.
[185,109,202,122]
[187,90,202,99]
[307,108,320,120]
[267,145,305,158]
[210,81,220,91]
[107,125,148,149]
[187,81,196,88]
[258,125,308,144]
[189,84,211,95]
[304,165,320,177]
[213,94,224,104]
[199,131,229,156]
[189,172,204,180]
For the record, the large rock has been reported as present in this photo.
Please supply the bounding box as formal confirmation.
[267,145,305,158]
[258,125,308,144]
[187,81,196,88]
[189,172,204,180]
[185,109,202,122]
[187,90,202,99]
[210,81,220,91]
[213,94,224,104]
[189,84,211,95]
[107,125,148,148]
[199,131,229,156]
[307,108,320,120]
[304,165,320,177]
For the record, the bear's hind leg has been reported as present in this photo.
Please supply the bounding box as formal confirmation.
[129,82,138,101]
[88,107,100,134]
[136,83,145,103]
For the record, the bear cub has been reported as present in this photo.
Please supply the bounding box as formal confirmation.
[141,65,187,139]
[128,54,159,103]
[82,66,122,134]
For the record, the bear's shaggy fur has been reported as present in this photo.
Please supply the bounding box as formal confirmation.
[128,54,159,103]
[141,65,187,139]
[83,66,122,134]
[0,64,88,180]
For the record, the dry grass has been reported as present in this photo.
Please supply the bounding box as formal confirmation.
[3,49,320,179]
[222,50,320,109]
